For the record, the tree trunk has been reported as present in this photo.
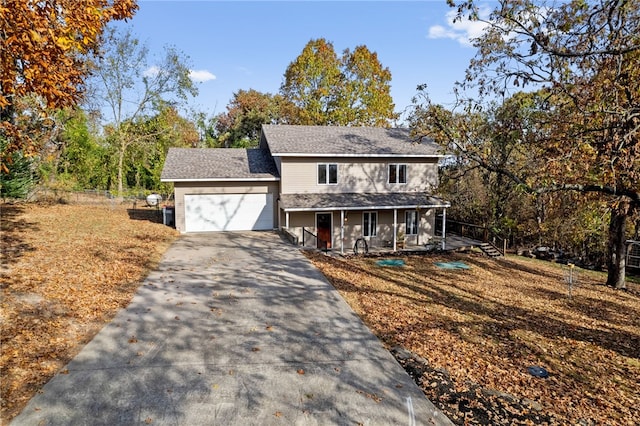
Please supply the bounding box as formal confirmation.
[1,102,14,126]
[606,199,630,289]
[117,140,125,199]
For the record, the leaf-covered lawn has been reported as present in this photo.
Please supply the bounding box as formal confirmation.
[0,203,178,423]
[2,204,638,424]
[304,251,640,425]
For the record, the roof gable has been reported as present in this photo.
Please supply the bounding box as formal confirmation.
[161,148,279,182]
[261,124,442,157]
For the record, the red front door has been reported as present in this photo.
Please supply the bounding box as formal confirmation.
[316,213,332,249]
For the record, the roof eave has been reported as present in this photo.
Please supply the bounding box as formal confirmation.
[271,153,445,158]
[161,177,280,183]
[281,203,451,212]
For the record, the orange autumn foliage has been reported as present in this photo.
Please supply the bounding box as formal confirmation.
[0,0,138,159]
[306,251,640,425]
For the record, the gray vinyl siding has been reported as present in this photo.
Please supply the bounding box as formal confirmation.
[279,157,439,195]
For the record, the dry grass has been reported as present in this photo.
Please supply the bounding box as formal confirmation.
[0,202,178,423]
[305,251,640,425]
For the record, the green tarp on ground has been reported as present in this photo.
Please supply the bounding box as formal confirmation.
[434,261,470,270]
[376,259,406,267]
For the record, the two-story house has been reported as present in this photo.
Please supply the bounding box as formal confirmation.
[160,124,450,253]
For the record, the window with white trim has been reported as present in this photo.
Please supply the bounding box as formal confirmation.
[405,210,418,235]
[318,163,338,185]
[388,164,407,184]
[363,211,378,237]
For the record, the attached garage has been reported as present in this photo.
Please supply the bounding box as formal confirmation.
[161,148,280,233]
[184,193,274,232]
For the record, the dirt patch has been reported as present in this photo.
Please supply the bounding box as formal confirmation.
[0,202,178,423]
[305,251,640,425]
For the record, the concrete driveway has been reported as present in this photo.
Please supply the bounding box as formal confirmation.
[12,232,451,425]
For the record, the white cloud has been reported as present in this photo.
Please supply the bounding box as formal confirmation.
[189,69,216,83]
[144,66,216,83]
[143,65,160,78]
[428,9,490,47]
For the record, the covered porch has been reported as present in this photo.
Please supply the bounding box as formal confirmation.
[278,193,450,254]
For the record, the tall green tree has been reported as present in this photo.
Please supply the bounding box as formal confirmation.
[55,109,110,190]
[193,111,219,148]
[280,38,397,126]
[0,135,34,198]
[429,0,640,288]
[86,27,197,196]
[124,106,199,193]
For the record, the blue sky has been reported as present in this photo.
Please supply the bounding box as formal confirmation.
[116,0,490,122]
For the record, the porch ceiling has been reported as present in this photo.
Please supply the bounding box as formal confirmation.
[279,192,450,212]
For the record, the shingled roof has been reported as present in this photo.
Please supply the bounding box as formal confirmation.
[260,124,443,157]
[279,193,450,211]
[161,148,279,181]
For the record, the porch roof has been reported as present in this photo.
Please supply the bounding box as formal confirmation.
[279,193,450,212]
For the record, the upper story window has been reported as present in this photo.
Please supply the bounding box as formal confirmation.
[388,164,407,184]
[318,163,338,185]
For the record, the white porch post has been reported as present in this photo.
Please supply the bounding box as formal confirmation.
[340,210,345,254]
[393,209,398,251]
[441,208,447,250]
[285,211,290,228]
[277,201,281,229]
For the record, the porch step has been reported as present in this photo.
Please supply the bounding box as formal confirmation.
[479,242,502,258]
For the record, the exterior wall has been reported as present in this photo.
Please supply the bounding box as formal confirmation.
[284,208,438,253]
[173,181,279,233]
[279,157,439,195]
[273,156,282,176]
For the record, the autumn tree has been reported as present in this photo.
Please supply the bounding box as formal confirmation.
[411,90,544,241]
[87,27,197,196]
[0,96,68,195]
[425,0,639,288]
[280,38,397,126]
[0,0,138,162]
[215,89,285,147]
[338,46,397,126]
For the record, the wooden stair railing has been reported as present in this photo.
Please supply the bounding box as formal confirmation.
[446,219,506,256]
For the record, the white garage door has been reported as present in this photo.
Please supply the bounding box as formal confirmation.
[184,193,274,232]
